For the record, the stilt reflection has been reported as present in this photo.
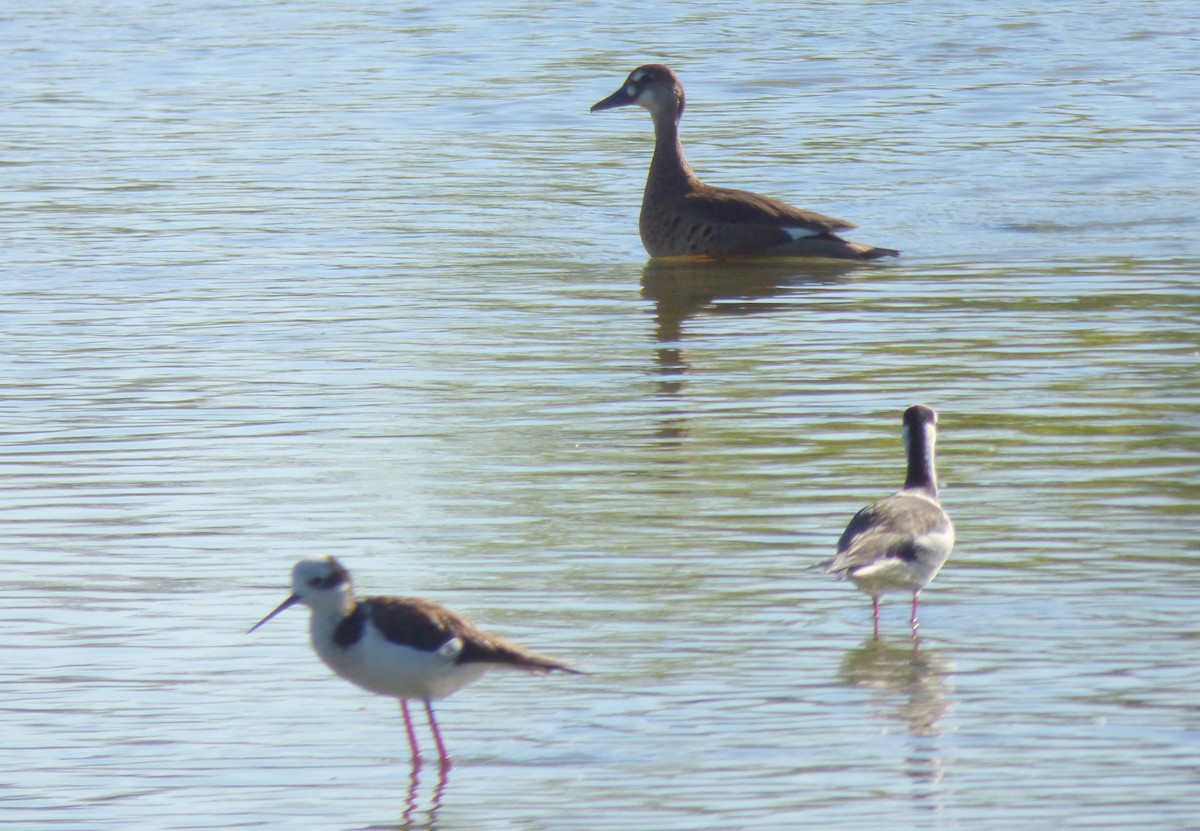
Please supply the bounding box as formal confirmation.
[839,637,955,814]
[366,760,448,831]
[838,637,954,737]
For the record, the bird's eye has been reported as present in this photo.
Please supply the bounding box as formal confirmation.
[308,576,323,587]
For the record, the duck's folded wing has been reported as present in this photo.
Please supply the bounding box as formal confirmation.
[683,185,858,233]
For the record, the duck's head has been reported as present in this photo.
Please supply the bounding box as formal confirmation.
[591,64,686,121]
[248,555,354,632]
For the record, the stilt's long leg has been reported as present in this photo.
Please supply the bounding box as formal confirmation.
[872,596,881,639]
[910,590,921,638]
[425,699,452,769]
[400,699,422,766]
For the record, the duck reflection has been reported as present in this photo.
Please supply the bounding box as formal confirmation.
[838,638,954,737]
[641,258,867,443]
[642,256,863,347]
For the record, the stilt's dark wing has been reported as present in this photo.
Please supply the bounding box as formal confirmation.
[821,493,949,574]
[362,596,582,674]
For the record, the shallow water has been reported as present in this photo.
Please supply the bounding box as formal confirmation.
[2,1,1198,829]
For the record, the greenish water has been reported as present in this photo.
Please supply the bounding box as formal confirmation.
[2,1,1198,829]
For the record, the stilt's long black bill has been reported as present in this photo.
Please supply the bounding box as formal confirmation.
[248,593,300,634]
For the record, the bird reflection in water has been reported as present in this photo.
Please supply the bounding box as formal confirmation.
[839,638,955,803]
[371,760,448,831]
[641,256,863,348]
[640,258,866,442]
[839,638,953,737]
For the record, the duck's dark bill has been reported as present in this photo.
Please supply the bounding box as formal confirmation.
[591,87,635,112]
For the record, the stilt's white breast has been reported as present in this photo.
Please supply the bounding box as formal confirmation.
[310,611,491,701]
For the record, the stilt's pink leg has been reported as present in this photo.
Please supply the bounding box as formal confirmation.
[400,699,423,767]
[425,699,452,769]
[872,596,881,639]
[910,590,921,638]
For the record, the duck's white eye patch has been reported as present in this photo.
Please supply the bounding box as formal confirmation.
[630,69,646,83]
[625,83,638,97]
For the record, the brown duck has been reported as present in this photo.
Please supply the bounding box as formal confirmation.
[591,64,898,261]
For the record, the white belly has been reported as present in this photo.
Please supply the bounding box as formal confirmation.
[848,526,955,595]
[311,618,491,701]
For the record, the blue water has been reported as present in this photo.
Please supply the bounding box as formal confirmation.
[2,1,1198,829]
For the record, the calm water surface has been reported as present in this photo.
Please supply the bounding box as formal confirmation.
[2,1,1198,829]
